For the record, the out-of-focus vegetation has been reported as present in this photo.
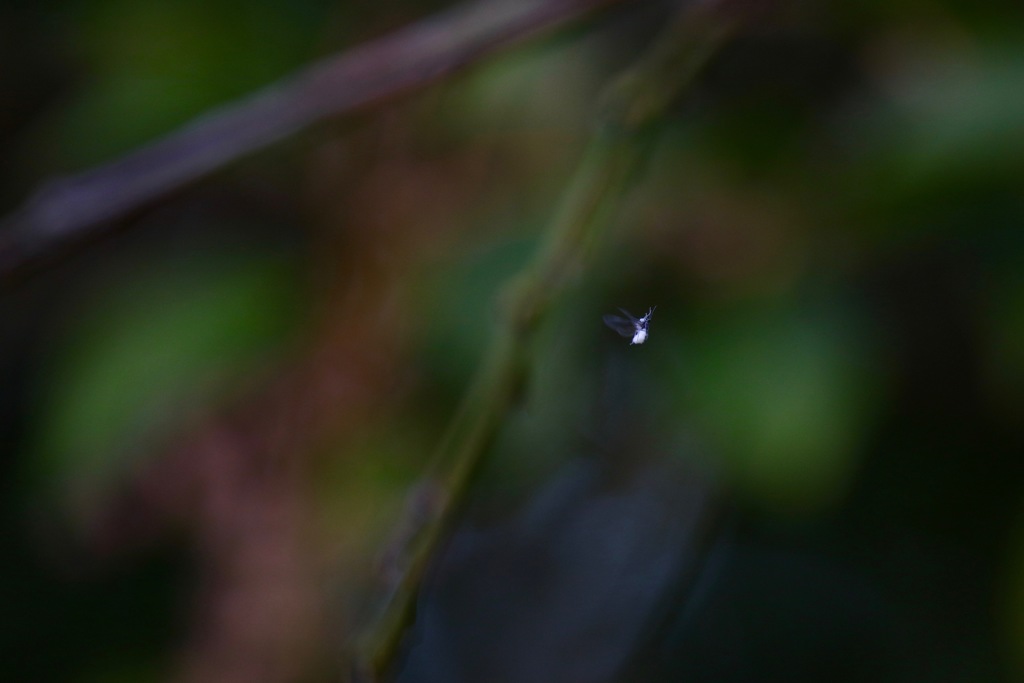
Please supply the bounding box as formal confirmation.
[2,1,1024,681]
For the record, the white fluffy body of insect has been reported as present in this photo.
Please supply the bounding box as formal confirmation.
[603,306,656,346]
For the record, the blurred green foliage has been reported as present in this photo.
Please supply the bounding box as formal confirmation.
[681,302,877,509]
[3,0,1024,681]
[32,246,300,515]
[418,237,537,395]
[872,46,1024,191]
[49,0,334,166]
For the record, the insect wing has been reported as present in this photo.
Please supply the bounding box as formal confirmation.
[603,313,636,338]
[617,308,639,323]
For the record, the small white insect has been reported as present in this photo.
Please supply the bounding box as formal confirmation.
[603,306,656,345]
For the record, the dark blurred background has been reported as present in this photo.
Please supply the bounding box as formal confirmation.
[3,0,1024,681]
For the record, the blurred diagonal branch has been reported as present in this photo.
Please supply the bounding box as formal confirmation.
[356,1,750,678]
[0,0,627,282]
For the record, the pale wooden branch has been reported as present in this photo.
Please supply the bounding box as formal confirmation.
[0,0,628,282]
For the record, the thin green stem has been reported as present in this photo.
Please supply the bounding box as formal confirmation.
[356,2,747,679]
